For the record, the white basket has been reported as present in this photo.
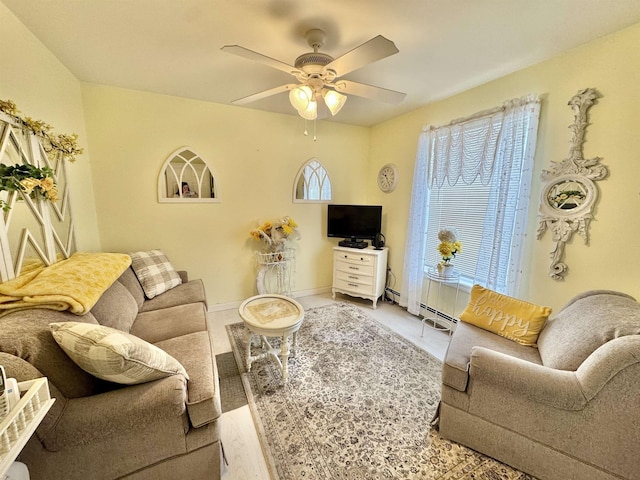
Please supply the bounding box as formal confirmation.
[0,378,55,477]
[255,249,294,266]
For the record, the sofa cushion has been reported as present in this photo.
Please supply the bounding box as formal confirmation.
[443,321,543,392]
[155,331,221,427]
[131,302,207,344]
[537,290,640,371]
[129,250,182,299]
[117,268,146,309]
[0,309,108,398]
[139,279,207,313]
[90,280,139,332]
[459,285,551,346]
[50,322,189,385]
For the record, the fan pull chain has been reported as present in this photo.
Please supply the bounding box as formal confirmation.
[313,119,317,142]
[303,118,308,136]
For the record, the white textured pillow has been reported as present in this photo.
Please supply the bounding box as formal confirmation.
[49,322,189,385]
[129,249,182,299]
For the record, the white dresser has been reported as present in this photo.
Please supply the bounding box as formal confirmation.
[332,246,388,308]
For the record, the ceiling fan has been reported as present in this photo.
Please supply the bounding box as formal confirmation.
[221,29,406,120]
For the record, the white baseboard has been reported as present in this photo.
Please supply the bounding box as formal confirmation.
[207,286,332,312]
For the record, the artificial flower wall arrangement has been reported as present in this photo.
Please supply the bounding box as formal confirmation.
[0,164,58,212]
[250,216,301,253]
[437,228,462,274]
[0,99,84,163]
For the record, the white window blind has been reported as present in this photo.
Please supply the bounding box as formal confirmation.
[424,182,491,280]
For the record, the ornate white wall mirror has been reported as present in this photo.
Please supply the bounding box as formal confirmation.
[158,147,220,203]
[293,158,332,203]
[537,88,608,280]
[0,111,77,281]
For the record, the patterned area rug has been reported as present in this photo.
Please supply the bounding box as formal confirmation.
[226,302,534,480]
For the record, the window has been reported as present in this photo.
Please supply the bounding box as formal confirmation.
[293,158,332,203]
[401,95,541,315]
[425,182,491,281]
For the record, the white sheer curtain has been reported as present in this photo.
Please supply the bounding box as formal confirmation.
[400,95,540,315]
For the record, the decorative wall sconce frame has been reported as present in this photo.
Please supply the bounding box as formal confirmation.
[537,88,608,280]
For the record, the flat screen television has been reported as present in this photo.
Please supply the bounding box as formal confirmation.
[327,204,382,242]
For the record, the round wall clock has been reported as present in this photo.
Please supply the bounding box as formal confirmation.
[377,163,399,193]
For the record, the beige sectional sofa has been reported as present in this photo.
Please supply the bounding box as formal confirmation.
[0,266,222,480]
[437,290,640,480]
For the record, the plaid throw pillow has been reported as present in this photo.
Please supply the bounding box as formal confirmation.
[50,322,189,385]
[129,250,182,299]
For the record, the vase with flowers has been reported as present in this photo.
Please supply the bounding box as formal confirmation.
[436,228,462,277]
[249,216,301,254]
[249,216,301,295]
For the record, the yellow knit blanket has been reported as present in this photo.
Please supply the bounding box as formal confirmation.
[0,252,132,315]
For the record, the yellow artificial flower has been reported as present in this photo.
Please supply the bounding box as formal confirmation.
[20,178,41,195]
[40,177,55,192]
[287,217,298,228]
[282,224,293,235]
[46,186,59,202]
[438,242,453,257]
[0,99,18,116]
[24,117,52,135]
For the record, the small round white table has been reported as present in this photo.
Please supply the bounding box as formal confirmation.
[238,294,305,385]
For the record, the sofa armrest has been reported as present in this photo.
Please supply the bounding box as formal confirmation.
[577,335,640,400]
[470,346,587,410]
[41,375,188,451]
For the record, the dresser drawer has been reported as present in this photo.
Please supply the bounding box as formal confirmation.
[335,269,374,286]
[334,259,375,277]
[335,251,374,265]
[334,278,375,296]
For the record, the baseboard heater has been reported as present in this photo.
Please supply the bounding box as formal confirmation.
[384,287,458,325]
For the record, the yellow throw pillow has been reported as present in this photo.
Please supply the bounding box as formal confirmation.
[460,285,551,346]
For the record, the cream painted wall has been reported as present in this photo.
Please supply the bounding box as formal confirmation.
[369,22,640,312]
[4,0,639,313]
[81,85,370,306]
[0,3,101,252]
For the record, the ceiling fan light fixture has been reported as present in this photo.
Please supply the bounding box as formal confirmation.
[323,89,347,116]
[289,85,313,111]
[298,99,318,120]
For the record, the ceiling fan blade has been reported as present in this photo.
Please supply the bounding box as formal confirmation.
[326,36,399,77]
[333,80,406,104]
[221,45,300,75]
[232,84,297,105]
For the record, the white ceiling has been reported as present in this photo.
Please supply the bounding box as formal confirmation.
[4,0,640,127]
